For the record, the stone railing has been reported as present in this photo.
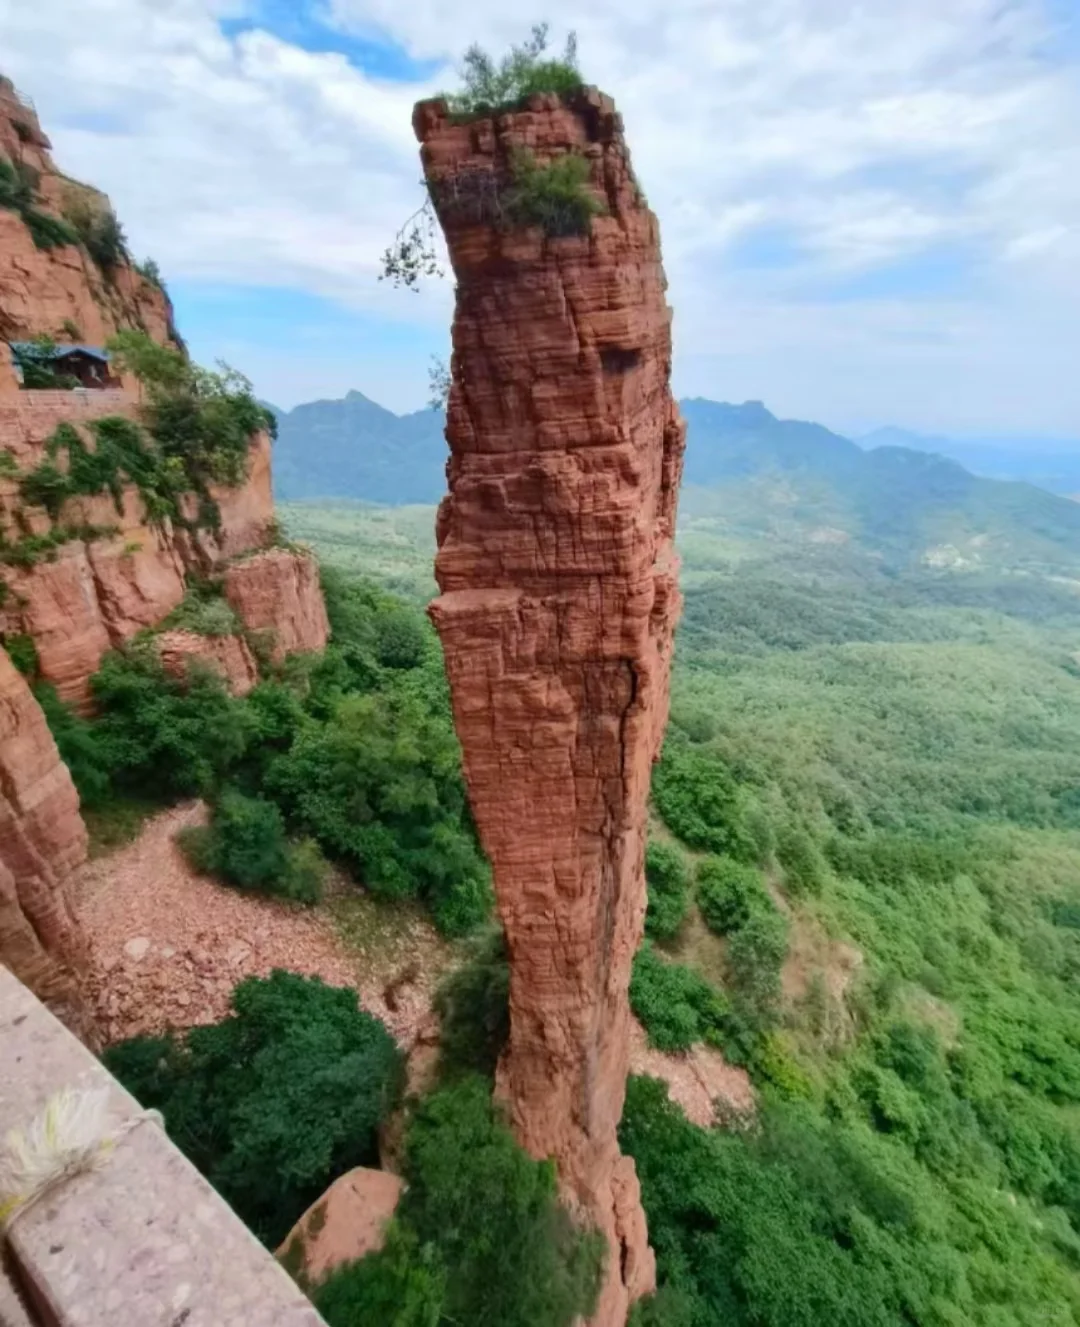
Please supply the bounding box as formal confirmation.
[0,966,327,1327]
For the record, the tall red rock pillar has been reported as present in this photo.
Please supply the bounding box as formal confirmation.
[417,89,686,1324]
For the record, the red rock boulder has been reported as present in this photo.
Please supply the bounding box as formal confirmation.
[224,549,329,662]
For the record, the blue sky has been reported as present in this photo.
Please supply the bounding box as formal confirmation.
[2,0,1079,439]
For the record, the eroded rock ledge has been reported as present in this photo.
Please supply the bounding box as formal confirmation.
[418,88,686,1325]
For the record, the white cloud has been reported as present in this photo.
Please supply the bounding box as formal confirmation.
[0,0,1078,431]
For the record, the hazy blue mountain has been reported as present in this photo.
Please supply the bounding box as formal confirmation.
[680,399,1080,571]
[860,426,1080,496]
[270,391,446,505]
[271,391,1080,573]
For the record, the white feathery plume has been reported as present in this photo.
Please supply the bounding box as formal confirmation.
[0,1087,113,1229]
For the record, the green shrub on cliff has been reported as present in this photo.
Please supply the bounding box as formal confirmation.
[266,686,491,933]
[90,645,250,798]
[317,1077,603,1327]
[630,944,730,1052]
[15,334,268,536]
[32,682,112,807]
[504,149,605,237]
[644,839,691,941]
[104,971,403,1246]
[652,739,761,861]
[446,23,582,118]
[433,927,511,1081]
[696,855,771,935]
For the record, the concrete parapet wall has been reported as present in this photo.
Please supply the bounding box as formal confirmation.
[0,966,327,1327]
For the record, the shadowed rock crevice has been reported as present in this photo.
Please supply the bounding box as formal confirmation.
[417,86,685,1325]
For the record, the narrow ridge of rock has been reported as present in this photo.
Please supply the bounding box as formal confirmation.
[417,87,686,1325]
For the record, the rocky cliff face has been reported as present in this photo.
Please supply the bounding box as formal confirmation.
[0,422,275,708]
[417,89,685,1324]
[224,548,329,661]
[0,76,177,385]
[0,76,328,1028]
[0,643,90,1034]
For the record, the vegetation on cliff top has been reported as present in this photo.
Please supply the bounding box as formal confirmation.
[5,332,271,563]
[380,25,597,291]
[443,23,582,119]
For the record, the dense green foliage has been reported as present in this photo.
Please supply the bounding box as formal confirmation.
[314,1224,445,1327]
[645,839,691,940]
[651,741,761,860]
[267,685,489,933]
[432,928,510,1080]
[104,972,403,1246]
[177,791,326,904]
[630,944,730,1052]
[622,1071,1080,1326]
[623,528,1080,1321]
[695,856,769,935]
[89,645,250,798]
[38,565,489,933]
[445,23,582,118]
[318,1078,603,1327]
[504,149,604,237]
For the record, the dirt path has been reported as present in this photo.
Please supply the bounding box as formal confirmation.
[75,802,451,1048]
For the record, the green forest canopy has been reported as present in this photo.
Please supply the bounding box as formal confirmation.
[281,502,1080,1325]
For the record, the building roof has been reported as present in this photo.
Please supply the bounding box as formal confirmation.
[8,342,110,363]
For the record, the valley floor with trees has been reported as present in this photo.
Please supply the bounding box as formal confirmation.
[34,494,1080,1325]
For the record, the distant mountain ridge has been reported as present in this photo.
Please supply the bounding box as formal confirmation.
[271,390,447,505]
[858,425,1080,496]
[271,392,1080,575]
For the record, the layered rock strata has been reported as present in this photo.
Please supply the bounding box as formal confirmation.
[417,89,686,1324]
[0,76,177,390]
[0,77,328,1031]
[0,426,274,708]
[224,548,330,662]
[0,644,90,1035]
[155,628,259,696]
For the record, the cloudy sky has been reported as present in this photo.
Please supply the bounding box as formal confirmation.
[1,0,1078,438]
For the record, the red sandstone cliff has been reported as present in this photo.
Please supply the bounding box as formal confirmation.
[0,76,328,1027]
[0,76,177,389]
[0,643,90,1034]
[0,421,275,708]
[225,548,330,662]
[417,89,685,1324]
